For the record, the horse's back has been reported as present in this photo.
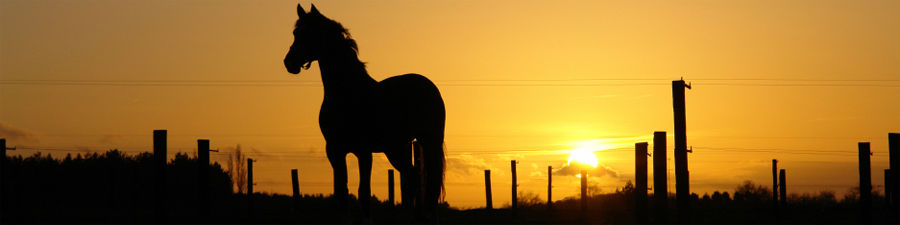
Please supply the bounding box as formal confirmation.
[377,74,445,139]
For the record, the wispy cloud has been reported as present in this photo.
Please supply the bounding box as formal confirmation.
[98,134,124,144]
[446,154,491,176]
[0,122,38,143]
[553,163,619,179]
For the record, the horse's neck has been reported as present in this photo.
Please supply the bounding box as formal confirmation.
[318,50,377,99]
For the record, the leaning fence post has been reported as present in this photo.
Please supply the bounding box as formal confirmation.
[672,79,692,224]
[485,170,493,209]
[859,142,872,224]
[291,169,300,211]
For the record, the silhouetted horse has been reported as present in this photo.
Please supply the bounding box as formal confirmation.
[283,4,445,223]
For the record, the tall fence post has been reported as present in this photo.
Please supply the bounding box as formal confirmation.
[772,159,778,221]
[581,170,587,214]
[291,169,300,210]
[547,166,552,210]
[859,142,872,224]
[890,132,899,221]
[153,130,167,223]
[635,142,649,224]
[511,160,517,210]
[248,158,255,219]
[779,169,786,206]
[388,169,395,206]
[653,131,668,223]
[197,139,210,220]
[672,80,691,224]
[1,138,6,220]
[485,170,493,209]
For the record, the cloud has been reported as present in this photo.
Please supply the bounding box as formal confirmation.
[0,122,38,143]
[98,134,124,144]
[446,154,491,176]
[553,162,619,178]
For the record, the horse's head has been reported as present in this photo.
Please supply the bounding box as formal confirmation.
[284,4,356,74]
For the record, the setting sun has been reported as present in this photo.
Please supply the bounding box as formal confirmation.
[566,140,607,169]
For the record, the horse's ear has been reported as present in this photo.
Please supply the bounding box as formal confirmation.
[297,4,306,17]
[309,4,320,15]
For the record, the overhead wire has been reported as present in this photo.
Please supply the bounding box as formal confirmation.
[2,78,898,87]
[8,143,870,158]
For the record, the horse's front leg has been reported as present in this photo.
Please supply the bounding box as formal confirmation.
[356,152,373,223]
[327,147,349,219]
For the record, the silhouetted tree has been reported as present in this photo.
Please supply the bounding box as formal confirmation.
[516,191,543,208]
[1,149,232,223]
[228,144,247,194]
[733,180,771,202]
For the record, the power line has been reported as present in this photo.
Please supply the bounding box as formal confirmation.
[9,144,871,158]
[2,78,898,87]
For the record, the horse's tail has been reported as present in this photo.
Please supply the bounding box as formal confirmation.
[421,138,445,206]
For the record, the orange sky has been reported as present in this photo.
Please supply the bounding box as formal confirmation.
[1,0,898,208]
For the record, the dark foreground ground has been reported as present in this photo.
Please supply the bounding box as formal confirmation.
[2,151,897,224]
[4,191,898,224]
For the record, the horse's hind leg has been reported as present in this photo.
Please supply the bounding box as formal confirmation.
[419,136,445,220]
[384,144,417,210]
[326,146,349,220]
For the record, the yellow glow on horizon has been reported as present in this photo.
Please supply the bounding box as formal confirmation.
[566,139,610,169]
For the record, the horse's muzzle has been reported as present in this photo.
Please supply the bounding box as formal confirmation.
[284,58,301,74]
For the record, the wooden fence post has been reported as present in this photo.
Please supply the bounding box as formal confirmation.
[291,169,300,210]
[1,138,5,219]
[248,158,255,219]
[890,133,899,220]
[511,160,517,210]
[547,166,552,210]
[485,170,493,209]
[635,142,649,224]
[859,142,872,224]
[653,131,668,223]
[772,159,778,221]
[779,169,786,206]
[672,80,692,224]
[581,170,587,214]
[197,139,210,220]
[388,169,395,206]
[153,130,167,223]
[0,138,15,221]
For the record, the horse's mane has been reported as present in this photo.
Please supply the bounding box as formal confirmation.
[296,14,359,56]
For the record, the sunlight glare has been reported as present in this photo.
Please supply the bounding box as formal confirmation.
[566,140,609,168]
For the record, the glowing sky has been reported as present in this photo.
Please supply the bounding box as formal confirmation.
[1,0,898,208]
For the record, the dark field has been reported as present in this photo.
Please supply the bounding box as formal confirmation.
[1,151,896,224]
